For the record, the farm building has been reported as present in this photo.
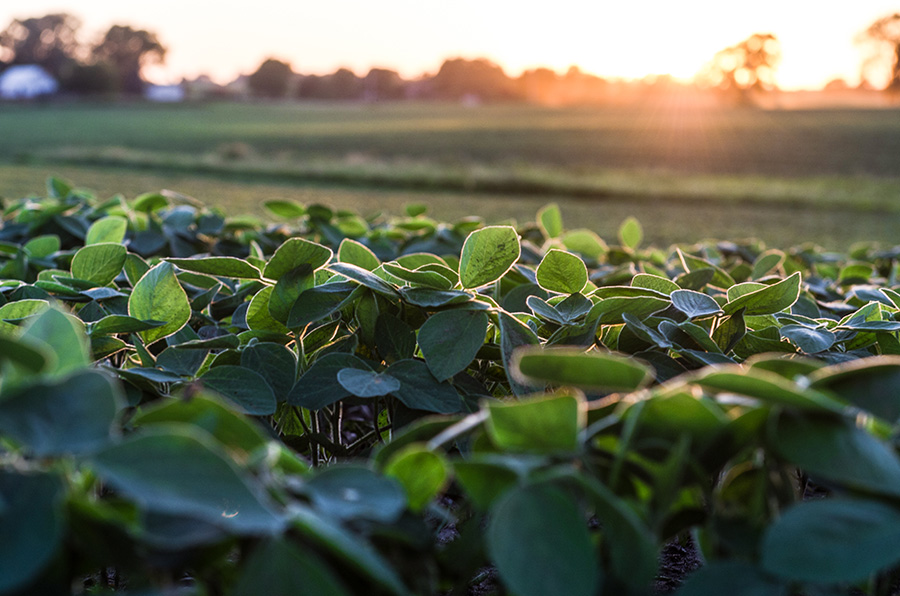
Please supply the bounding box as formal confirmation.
[0,65,59,100]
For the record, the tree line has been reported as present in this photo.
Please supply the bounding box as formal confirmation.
[0,13,164,96]
[3,12,900,103]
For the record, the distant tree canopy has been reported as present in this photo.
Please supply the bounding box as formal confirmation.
[700,33,781,102]
[92,25,166,95]
[248,58,294,98]
[297,68,364,100]
[363,68,405,101]
[0,13,81,79]
[859,13,900,91]
[0,13,166,96]
[431,58,521,101]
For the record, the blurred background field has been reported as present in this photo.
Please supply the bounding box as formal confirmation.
[1,101,899,249]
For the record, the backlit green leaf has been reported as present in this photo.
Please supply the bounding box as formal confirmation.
[486,392,584,453]
[128,261,191,344]
[85,216,128,245]
[459,225,520,289]
[71,243,127,286]
[536,249,588,294]
[512,346,653,392]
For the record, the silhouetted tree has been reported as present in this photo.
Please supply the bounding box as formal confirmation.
[60,61,119,95]
[519,67,559,104]
[699,33,780,103]
[859,13,900,91]
[0,13,82,79]
[363,68,406,101]
[431,58,520,101]
[92,25,166,95]
[297,68,364,100]
[248,58,293,98]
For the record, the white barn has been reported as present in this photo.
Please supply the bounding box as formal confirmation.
[0,65,59,99]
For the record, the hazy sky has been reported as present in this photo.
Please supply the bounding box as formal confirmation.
[2,1,898,89]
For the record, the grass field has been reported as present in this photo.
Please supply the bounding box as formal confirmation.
[1,100,899,248]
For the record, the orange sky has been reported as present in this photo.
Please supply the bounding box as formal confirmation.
[2,1,899,89]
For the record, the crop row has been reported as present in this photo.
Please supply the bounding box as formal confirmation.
[3,178,900,595]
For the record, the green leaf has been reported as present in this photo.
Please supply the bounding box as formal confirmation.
[240,342,297,402]
[453,457,522,510]
[762,498,900,583]
[337,238,380,271]
[537,203,563,238]
[671,289,722,318]
[288,353,373,410]
[89,314,166,336]
[418,309,488,381]
[71,243,127,286]
[15,306,89,381]
[632,273,679,294]
[0,370,121,456]
[0,298,48,324]
[232,539,351,596]
[618,216,642,250]
[723,272,801,316]
[561,229,607,260]
[327,262,398,297]
[678,561,788,596]
[90,426,284,534]
[286,282,359,329]
[384,359,463,413]
[0,334,48,373]
[23,234,60,258]
[512,346,654,392]
[263,237,332,281]
[382,262,454,290]
[578,474,658,589]
[375,313,416,363]
[166,256,262,279]
[751,249,785,279]
[399,287,475,308]
[486,392,584,453]
[459,225,520,289]
[536,249,588,294]
[0,472,66,594]
[289,506,411,596]
[384,444,449,512]
[679,249,735,289]
[771,414,900,498]
[499,311,541,396]
[712,310,746,353]
[634,389,728,447]
[247,286,289,333]
[263,199,306,219]
[305,465,406,523]
[128,261,191,344]
[268,266,316,324]
[336,369,401,398]
[810,358,900,423]
[198,365,277,415]
[85,216,128,245]
[694,367,846,413]
[123,252,150,287]
[133,395,269,463]
[487,484,600,596]
[133,192,168,212]
[779,324,835,353]
[590,295,670,325]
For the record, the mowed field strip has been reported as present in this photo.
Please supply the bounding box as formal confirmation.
[1,101,899,248]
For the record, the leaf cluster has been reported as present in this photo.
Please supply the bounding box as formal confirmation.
[3,183,900,594]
